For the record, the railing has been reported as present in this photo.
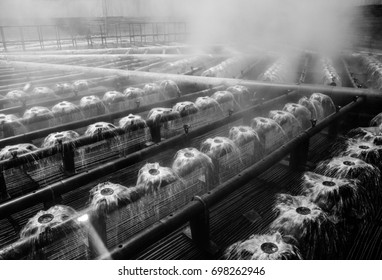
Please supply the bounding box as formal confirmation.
[0,20,188,52]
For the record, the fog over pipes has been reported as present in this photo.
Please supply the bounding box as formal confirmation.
[0,0,364,56]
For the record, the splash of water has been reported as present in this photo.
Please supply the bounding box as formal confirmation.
[250,117,287,152]
[136,162,179,194]
[226,85,253,110]
[359,55,382,89]
[123,87,144,100]
[23,106,54,122]
[173,101,199,118]
[229,126,259,146]
[258,56,292,83]
[89,182,144,217]
[270,193,339,259]
[309,93,336,118]
[0,113,21,127]
[200,136,241,161]
[224,231,301,260]
[268,110,302,139]
[302,171,369,221]
[195,96,220,111]
[79,95,107,118]
[19,205,88,260]
[119,114,146,130]
[143,83,162,99]
[84,122,117,137]
[346,127,382,142]
[160,80,181,99]
[102,90,126,112]
[73,80,89,92]
[172,147,214,178]
[201,56,249,78]
[298,96,324,121]
[282,103,312,130]
[42,131,80,148]
[315,156,381,215]
[31,86,55,99]
[147,107,177,122]
[5,89,27,103]
[333,138,382,169]
[370,112,382,127]
[54,83,74,95]
[0,143,38,160]
[318,57,342,86]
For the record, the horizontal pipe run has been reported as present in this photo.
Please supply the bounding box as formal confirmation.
[1,60,382,104]
[0,87,108,115]
[100,96,364,260]
[0,93,294,219]
[0,85,223,148]
[204,97,364,207]
[0,110,184,170]
[0,74,125,108]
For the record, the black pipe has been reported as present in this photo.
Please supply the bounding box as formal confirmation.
[0,122,144,170]
[0,86,223,148]
[0,92,294,219]
[99,96,364,260]
[0,88,107,115]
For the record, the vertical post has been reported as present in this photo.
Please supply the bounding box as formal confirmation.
[289,138,310,170]
[139,23,143,43]
[71,29,77,49]
[156,23,159,42]
[151,23,156,43]
[0,171,10,201]
[144,23,147,43]
[88,213,107,259]
[149,121,162,143]
[328,106,341,139]
[99,25,104,46]
[115,24,118,46]
[37,26,44,50]
[61,142,76,175]
[129,23,133,44]
[183,22,187,41]
[55,25,62,50]
[19,27,25,51]
[187,196,218,255]
[0,27,7,52]
[3,123,15,138]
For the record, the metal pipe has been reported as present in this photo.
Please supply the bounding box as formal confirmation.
[100,96,364,260]
[0,93,293,219]
[0,85,223,148]
[1,60,381,103]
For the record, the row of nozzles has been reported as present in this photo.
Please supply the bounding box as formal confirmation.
[224,107,382,260]
[3,91,339,259]
[0,80,181,127]
[359,54,382,89]
[0,84,254,160]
